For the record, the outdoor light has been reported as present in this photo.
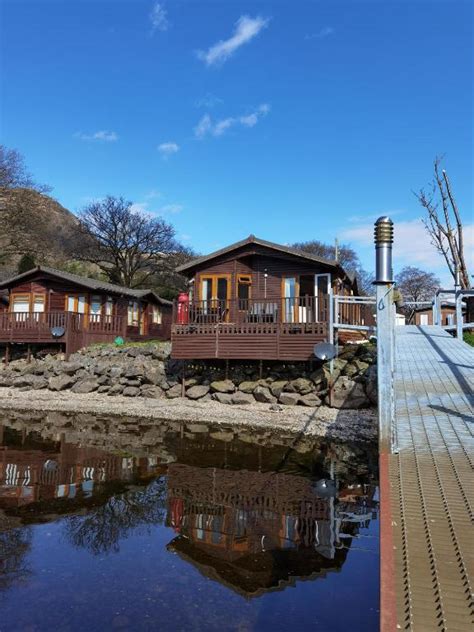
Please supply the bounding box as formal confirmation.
[373,216,394,284]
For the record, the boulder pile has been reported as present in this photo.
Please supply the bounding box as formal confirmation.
[0,341,377,409]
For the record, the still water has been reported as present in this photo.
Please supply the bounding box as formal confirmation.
[0,412,379,631]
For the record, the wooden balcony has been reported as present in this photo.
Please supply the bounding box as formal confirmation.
[0,312,126,355]
[171,297,330,361]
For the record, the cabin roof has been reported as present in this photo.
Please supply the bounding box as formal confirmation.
[0,266,172,305]
[176,235,345,275]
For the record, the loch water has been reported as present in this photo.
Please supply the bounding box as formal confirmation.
[0,412,379,631]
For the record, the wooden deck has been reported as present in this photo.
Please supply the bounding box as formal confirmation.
[0,312,126,355]
[381,326,474,631]
[172,321,328,360]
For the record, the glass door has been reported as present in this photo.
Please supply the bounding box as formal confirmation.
[200,276,230,321]
[283,277,297,323]
[315,274,331,322]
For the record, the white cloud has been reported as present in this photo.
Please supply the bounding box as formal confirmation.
[194,114,212,139]
[194,104,270,139]
[130,202,150,215]
[305,26,334,40]
[195,93,223,108]
[150,3,169,32]
[197,15,269,66]
[159,203,183,214]
[74,130,118,142]
[144,189,161,200]
[157,141,179,157]
[340,217,474,286]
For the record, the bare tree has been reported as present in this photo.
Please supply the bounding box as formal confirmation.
[415,157,471,290]
[74,196,180,288]
[396,266,440,302]
[293,239,373,295]
[0,145,50,192]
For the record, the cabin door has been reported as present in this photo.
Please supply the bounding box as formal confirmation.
[314,274,331,322]
[200,275,231,321]
[282,277,297,323]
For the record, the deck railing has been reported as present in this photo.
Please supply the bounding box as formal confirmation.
[0,312,125,337]
[174,296,330,326]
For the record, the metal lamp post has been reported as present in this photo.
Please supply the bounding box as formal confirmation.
[373,217,395,454]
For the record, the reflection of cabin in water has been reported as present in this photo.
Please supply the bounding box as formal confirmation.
[165,463,377,597]
[0,426,162,511]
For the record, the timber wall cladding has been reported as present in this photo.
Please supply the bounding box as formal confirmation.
[194,248,339,300]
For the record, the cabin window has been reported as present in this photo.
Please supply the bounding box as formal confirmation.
[33,295,45,320]
[420,314,429,325]
[12,295,30,320]
[89,295,102,322]
[66,295,87,314]
[128,301,139,326]
[105,296,114,321]
[152,305,162,324]
[237,275,251,309]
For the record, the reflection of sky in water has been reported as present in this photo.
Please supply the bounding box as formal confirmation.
[1,517,378,631]
[0,421,379,631]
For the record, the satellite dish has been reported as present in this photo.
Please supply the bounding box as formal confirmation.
[314,342,337,361]
[51,326,65,338]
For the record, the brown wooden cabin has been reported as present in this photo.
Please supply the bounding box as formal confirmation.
[171,235,359,361]
[411,303,464,327]
[0,266,172,356]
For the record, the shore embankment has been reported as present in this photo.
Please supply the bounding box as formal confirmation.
[0,340,377,442]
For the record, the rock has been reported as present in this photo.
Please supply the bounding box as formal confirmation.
[108,366,123,379]
[48,374,77,391]
[213,392,233,405]
[309,367,328,387]
[329,376,370,409]
[72,379,99,394]
[299,393,322,407]
[58,361,83,375]
[184,377,199,388]
[166,384,183,399]
[97,385,110,393]
[269,403,283,412]
[108,384,124,396]
[123,386,140,397]
[125,366,143,379]
[186,424,209,433]
[186,385,210,400]
[126,348,142,358]
[278,392,301,406]
[365,366,377,405]
[97,375,109,385]
[140,385,163,399]
[231,391,255,405]
[253,385,276,404]
[125,380,141,387]
[210,379,235,394]
[143,366,165,385]
[238,380,258,394]
[270,380,288,398]
[289,378,314,395]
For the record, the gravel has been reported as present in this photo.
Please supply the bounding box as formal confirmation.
[0,386,377,442]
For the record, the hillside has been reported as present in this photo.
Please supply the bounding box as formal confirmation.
[0,187,80,280]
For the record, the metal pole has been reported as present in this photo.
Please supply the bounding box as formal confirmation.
[455,290,463,339]
[373,217,395,454]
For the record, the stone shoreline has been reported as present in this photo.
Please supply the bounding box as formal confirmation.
[0,387,377,443]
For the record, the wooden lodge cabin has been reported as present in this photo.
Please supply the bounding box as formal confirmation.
[411,303,465,327]
[171,235,361,361]
[0,266,172,357]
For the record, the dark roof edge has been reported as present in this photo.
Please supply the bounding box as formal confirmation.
[0,266,172,304]
[176,235,341,274]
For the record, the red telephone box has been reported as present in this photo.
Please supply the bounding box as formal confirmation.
[177,292,189,324]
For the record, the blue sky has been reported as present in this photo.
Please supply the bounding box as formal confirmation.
[1,0,472,283]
